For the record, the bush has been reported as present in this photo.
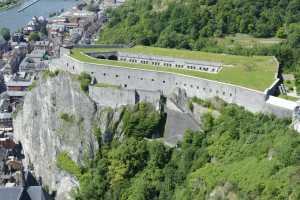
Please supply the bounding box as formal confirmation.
[60,113,75,123]
[42,70,59,79]
[78,72,91,93]
[57,152,81,179]
[0,27,10,41]
[28,32,40,42]
[27,81,37,91]
[123,102,162,138]
[188,100,194,112]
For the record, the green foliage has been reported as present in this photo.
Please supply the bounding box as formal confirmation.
[42,70,59,79]
[0,0,18,10]
[74,102,300,200]
[187,100,193,112]
[78,72,91,93]
[99,0,291,46]
[276,27,287,39]
[57,151,81,179]
[93,126,102,144]
[295,71,300,95]
[27,81,37,91]
[0,27,10,41]
[94,82,121,89]
[97,0,300,76]
[191,96,226,111]
[60,112,75,123]
[287,23,300,48]
[122,102,163,138]
[28,32,40,42]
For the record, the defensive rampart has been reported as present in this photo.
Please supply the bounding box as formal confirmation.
[50,48,295,118]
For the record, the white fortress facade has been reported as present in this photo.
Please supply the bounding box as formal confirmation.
[86,51,223,73]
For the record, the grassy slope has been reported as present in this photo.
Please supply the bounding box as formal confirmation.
[70,46,278,91]
[215,33,285,49]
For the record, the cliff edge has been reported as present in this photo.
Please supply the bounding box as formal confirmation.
[13,72,98,199]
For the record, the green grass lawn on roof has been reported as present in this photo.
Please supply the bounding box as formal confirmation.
[70,46,278,91]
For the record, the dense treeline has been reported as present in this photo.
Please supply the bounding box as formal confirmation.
[71,102,300,200]
[99,0,300,72]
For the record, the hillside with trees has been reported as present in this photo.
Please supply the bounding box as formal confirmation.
[98,0,300,73]
[66,101,300,200]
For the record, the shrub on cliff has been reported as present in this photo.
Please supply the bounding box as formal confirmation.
[60,112,75,123]
[42,70,59,79]
[78,72,91,93]
[57,152,81,179]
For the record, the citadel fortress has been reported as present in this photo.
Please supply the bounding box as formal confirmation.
[50,45,300,126]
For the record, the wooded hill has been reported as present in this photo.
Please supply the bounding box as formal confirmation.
[98,0,300,73]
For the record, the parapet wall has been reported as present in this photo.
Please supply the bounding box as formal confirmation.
[51,54,271,114]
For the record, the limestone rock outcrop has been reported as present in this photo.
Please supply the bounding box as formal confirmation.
[13,72,98,199]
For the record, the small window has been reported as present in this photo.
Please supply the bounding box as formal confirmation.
[115,75,119,78]
[128,76,131,79]
[230,93,232,97]
[197,86,199,89]
[151,79,155,82]
[163,80,166,83]
[223,92,226,95]
[190,85,193,88]
[103,73,106,76]
[140,78,143,80]
[124,84,127,88]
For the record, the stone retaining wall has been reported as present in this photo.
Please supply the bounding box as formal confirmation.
[51,54,269,113]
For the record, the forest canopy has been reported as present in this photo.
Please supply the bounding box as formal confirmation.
[71,102,300,200]
[98,0,300,73]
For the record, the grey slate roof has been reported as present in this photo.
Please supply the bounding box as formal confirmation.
[27,186,45,200]
[0,186,46,200]
[0,187,24,200]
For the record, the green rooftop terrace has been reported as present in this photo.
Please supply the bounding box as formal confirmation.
[70,45,278,91]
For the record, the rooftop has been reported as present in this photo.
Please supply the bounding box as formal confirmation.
[70,45,279,91]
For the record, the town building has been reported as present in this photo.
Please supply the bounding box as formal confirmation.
[19,49,49,72]
[0,113,12,131]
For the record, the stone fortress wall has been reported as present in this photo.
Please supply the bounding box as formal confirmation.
[89,86,162,110]
[86,51,222,73]
[51,47,295,118]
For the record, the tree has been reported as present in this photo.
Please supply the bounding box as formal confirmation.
[0,27,10,41]
[287,23,300,48]
[276,27,287,38]
[28,32,40,42]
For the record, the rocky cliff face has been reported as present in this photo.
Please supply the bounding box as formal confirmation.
[13,73,99,199]
[12,72,202,199]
